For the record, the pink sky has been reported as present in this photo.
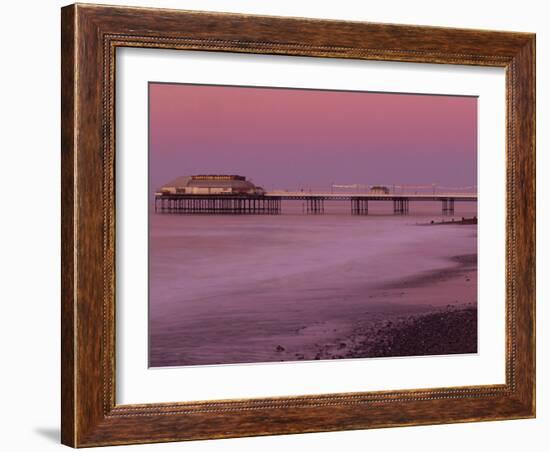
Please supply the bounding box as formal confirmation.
[149,83,477,192]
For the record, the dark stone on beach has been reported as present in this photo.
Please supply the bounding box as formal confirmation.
[275,345,285,352]
[358,307,477,358]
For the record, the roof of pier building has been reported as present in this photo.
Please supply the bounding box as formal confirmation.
[159,175,264,194]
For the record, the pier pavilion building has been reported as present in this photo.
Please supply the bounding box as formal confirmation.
[158,175,265,196]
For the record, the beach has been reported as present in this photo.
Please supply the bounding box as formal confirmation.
[149,201,478,367]
[300,254,477,361]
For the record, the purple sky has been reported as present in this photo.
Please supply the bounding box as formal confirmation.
[149,83,477,193]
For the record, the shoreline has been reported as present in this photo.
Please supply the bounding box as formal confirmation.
[150,252,478,365]
[302,304,477,362]
[293,253,478,361]
[376,253,476,290]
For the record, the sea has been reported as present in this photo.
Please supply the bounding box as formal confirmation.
[148,200,477,366]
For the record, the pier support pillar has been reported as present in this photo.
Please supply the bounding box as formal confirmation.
[393,198,409,215]
[351,198,369,215]
[306,197,324,214]
[154,195,282,215]
[442,198,455,215]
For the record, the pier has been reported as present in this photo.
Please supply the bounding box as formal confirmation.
[154,192,476,216]
[155,195,282,215]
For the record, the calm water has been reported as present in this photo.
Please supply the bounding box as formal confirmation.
[149,200,477,366]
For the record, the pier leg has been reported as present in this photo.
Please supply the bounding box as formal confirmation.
[306,198,324,214]
[393,199,401,214]
[352,198,369,215]
[154,195,287,215]
[442,198,454,215]
[392,198,409,215]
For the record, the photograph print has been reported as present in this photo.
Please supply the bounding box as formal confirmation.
[148,82,478,367]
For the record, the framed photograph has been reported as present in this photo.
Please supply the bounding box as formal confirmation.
[61,3,535,447]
